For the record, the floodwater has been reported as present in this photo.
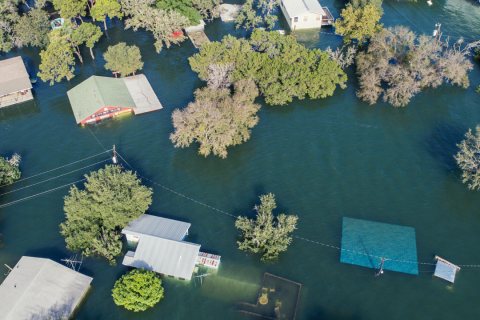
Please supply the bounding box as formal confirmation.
[2,0,480,319]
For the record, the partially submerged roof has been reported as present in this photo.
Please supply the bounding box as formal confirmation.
[123,74,163,115]
[282,0,325,17]
[340,217,419,275]
[0,256,92,320]
[67,76,136,123]
[123,237,200,280]
[434,256,460,283]
[122,214,190,241]
[0,57,32,97]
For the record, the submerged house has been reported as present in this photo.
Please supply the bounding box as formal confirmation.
[0,256,92,320]
[279,0,334,30]
[67,75,162,124]
[0,57,33,108]
[122,214,220,280]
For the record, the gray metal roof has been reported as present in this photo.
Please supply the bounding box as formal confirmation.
[122,237,200,280]
[0,57,32,97]
[0,256,92,320]
[434,260,457,283]
[122,214,190,241]
[123,74,163,115]
[281,0,325,17]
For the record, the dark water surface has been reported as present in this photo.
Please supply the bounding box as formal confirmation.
[2,1,480,319]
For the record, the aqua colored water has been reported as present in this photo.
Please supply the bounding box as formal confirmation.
[2,1,480,319]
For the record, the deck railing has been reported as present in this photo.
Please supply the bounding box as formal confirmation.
[322,7,334,26]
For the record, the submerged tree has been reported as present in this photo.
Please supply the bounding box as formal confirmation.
[53,0,86,22]
[170,79,261,159]
[103,42,144,76]
[0,153,21,186]
[235,194,298,262]
[234,0,262,29]
[333,4,382,44]
[60,165,152,264]
[38,30,76,85]
[112,269,164,312]
[455,125,480,190]
[192,0,222,21]
[72,22,103,59]
[0,0,21,52]
[349,0,383,16]
[91,0,124,30]
[14,5,50,49]
[156,0,202,25]
[355,26,480,107]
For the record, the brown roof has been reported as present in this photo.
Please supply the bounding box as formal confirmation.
[0,56,32,97]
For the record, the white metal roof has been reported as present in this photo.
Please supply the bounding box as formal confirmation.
[434,260,457,283]
[122,214,190,241]
[0,256,92,320]
[122,237,200,280]
[282,0,325,17]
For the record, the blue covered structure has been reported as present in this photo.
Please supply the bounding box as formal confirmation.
[340,217,419,275]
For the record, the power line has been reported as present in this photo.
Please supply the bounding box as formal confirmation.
[0,158,111,197]
[0,149,112,188]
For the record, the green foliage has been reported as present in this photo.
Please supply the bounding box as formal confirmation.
[455,125,480,190]
[156,0,202,25]
[235,0,262,29]
[14,7,50,48]
[53,0,86,19]
[475,46,480,60]
[72,22,103,59]
[103,42,144,76]
[349,0,383,16]
[59,165,152,263]
[333,4,383,44]
[91,0,123,30]
[112,268,164,312]
[0,0,20,52]
[0,154,21,186]
[192,0,222,21]
[170,79,261,158]
[189,30,347,106]
[38,30,76,85]
[235,193,298,262]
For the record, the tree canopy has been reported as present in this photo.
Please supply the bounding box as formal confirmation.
[91,0,124,30]
[0,0,21,52]
[156,0,202,25]
[59,165,153,263]
[333,4,382,44]
[0,154,21,186]
[349,0,383,16]
[103,42,144,77]
[455,125,480,190]
[53,0,86,20]
[72,22,103,59]
[355,26,479,107]
[170,79,261,159]
[235,194,298,262]
[112,268,164,312]
[38,30,76,85]
[14,6,50,49]
[189,30,347,106]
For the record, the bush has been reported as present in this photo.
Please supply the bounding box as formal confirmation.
[0,154,21,186]
[455,125,480,190]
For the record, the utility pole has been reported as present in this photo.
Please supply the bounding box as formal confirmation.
[113,145,118,164]
[375,257,385,277]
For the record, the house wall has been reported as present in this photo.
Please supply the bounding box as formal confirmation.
[125,234,140,248]
[0,89,33,108]
[280,3,323,30]
[81,106,133,124]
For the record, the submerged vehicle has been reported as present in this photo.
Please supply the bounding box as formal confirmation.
[51,18,64,30]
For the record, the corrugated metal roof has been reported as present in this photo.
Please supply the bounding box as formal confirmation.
[0,57,32,97]
[123,237,200,280]
[122,214,190,241]
[281,0,325,17]
[0,256,92,320]
[66,76,136,123]
[123,75,163,115]
[434,260,457,283]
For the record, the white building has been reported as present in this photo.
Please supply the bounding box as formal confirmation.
[279,0,334,30]
[122,214,220,280]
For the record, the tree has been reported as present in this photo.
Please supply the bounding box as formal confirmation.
[53,0,86,22]
[326,44,357,69]
[349,0,383,16]
[455,125,480,190]
[103,42,143,77]
[235,194,298,262]
[170,79,260,158]
[14,6,50,49]
[0,0,20,52]
[192,0,222,21]
[91,0,123,30]
[112,269,164,312]
[333,4,382,44]
[0,153,21,186]
[355,26,480,107]
[234,0,262,29]
[189,30,347,105]
[156,0,202,25]
[38,30,76,85]
[59,165,153,263]
[72,22,102,59]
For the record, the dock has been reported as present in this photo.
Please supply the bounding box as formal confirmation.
[187,30,210,49]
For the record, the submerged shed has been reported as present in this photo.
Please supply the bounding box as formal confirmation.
[434,256,460,283]
[0,57,33,108]
[0,256,92,320]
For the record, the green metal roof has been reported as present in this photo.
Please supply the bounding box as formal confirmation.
[67,76,136,123]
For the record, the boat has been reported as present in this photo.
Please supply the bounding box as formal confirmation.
[51,18,64,30]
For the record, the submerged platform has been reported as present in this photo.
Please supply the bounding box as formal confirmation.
[187,30,210,49]
[340,217,419,275]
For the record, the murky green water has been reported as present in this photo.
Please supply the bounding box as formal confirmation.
[2,0,480,319]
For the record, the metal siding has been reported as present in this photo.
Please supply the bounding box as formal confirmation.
[122,214,190,241]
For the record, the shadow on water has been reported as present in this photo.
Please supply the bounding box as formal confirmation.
[306,307,364,320]
[0,100,41,123]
